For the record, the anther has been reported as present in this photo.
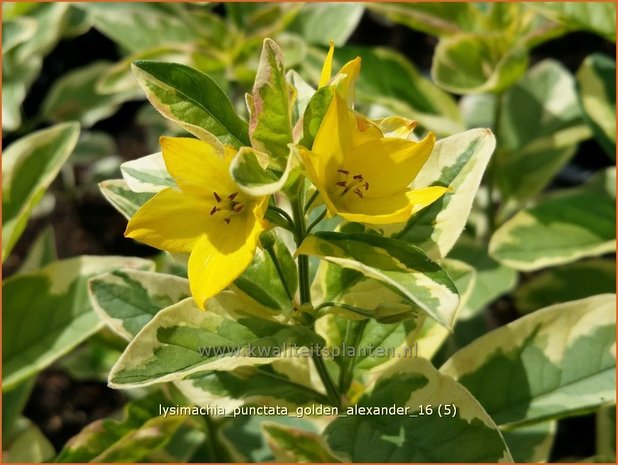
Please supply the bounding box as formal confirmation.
[337,169,350,175]
[353,174,364,181]
[210,206,220,215]
[363,181,369,191]
[233,204,244,213]
[224,217,231,224]
[228,192,238,200]
[213,192,222,203]
[336,181,347,187]
[353,187,364,198]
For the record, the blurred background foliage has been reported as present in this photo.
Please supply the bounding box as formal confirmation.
[2,2,615,463]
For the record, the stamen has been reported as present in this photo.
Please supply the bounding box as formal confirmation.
[353,174,364,181]
[213,192,222,203]
[233,204,244,213]
[337,169,350,175]
[210,206,221,215]
[336,181,347,187]
[353,187,364,198]
[228,192,238,200]
[363,181,369,191]
[224,217,231,224]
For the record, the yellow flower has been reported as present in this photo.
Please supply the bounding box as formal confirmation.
[319,40,360,106]
[296,93,448,225]
[125,137,268,309]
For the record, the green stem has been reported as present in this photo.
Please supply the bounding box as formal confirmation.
[291,184,311,305]
[338,319,368,394]
[202,415,225,462]
[255,367,332,405]
[306,208,327,236]
[264,244,294,303]
[312,353,341,408]
[290,179,340,406]
[486,91,503,237]
[315,301,374,318]
[266,205,294,230]
[304,190,320,213]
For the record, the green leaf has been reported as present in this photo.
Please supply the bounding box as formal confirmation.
[3,18,36,54]
[299,232,459,328]
[2,379,35,445]
[41,61,139,127]
[288,3,364,45]
[316,311,424,375]
[78,3,200,52]
[2,122,80,259]
[496,60,592,201]
[286,70,315,131]
[514,258,616,314]
[176,361,329,413]
[596,403,616,461]
[72,130,117,162]
[577,54,616,159]
[392,128,496,260]
[132,61,249,148]
[449,236,518,318]
[262,422,343,462]
[55,391,202,462]
[441,258,477,309]
[120,152,175,193]
[230,146,295,196]
[2,256,153,391]
[62,4,91,38]
[489,169,616,271]
[325,357,512,462]
[2,3,69,131]
[235,244,296,311]
[97,46,189,95]
[432,33,528,94]
[89,269,191,340]
[502,421,556,463]
[17,225,57,274]
[300,85,334,148]
[248,39,293,165]
[108,297,324,388]
[4,418,55,463]
[99,179,155,220]
[529,2,616,42]
[366,3,481,37]
[219,415,317,462]
[441,294,616,426]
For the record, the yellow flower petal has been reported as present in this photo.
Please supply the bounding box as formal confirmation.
[339,186,448,225]
[125,188,214,253]
[374,116,417,139]
[160,136,236,198]
[319,40,335,88]
[347,132,436,197]
[312,94,382,188]
[188,204,266,309]
[336,56,361,106]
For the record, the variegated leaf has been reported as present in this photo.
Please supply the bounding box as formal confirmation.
[108,297,323,388]
[325,358,512,462]
[389,128,496,260]
[441,294,616,427]
[2,256,154,390]
[299,232,459,328]
[89,269,190,341]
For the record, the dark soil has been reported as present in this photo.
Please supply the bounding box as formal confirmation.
[23,370,127,452]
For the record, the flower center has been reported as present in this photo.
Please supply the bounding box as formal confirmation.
[209,191,245,224]
[335,169,369,199]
